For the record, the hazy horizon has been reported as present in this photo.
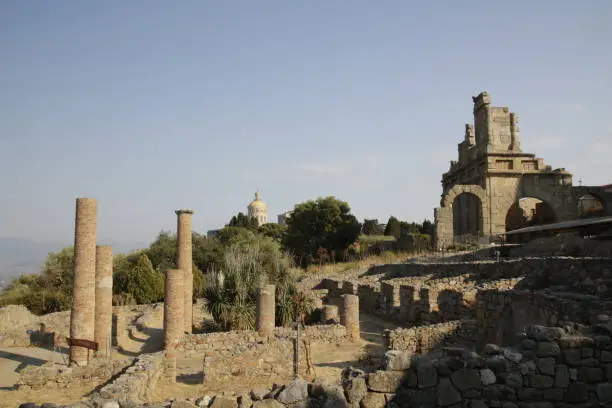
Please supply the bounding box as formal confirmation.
[1,1,611,244]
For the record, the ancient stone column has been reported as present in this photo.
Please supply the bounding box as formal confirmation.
[176,209,194,334]
[256,284,276,336]
[69,197,98,366]
[163,349,177,384]
[322,305,339,323]
[340,294,360,340]
[94,245,113,359]
[164,269,184,349]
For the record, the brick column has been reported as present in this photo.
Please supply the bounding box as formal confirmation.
[69,197,98,366]
[164,269,184,349]
[256,284,275,336]
[321,305,339,323]
[340,294,360,340]
[175,209,193,334]
[94,245,113,359]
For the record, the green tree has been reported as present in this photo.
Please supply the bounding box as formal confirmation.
[227,212,258,230]
[400,221,420,236]
[144,230,224,274]
[420,219,435,236]
[144,231,176,273]
[0,246,75,314]
[258,223,287,242]
[216,226,257,248]
[114,254,164,304]
[362,219,383,235]
[39,246,75,295]
[283,196,362,265]
[384,216,402,239]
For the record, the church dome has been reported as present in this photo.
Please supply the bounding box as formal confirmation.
[248,191,268,210]
[247,191,268,227]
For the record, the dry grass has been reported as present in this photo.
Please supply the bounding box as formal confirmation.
[293,251,418,280]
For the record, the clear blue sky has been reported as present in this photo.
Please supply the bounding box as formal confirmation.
[1,1,611,245]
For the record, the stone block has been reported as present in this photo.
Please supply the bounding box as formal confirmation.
[367,371,405,393]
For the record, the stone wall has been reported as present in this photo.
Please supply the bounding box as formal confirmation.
[476,289,612,348]
[364,257,612,285]
[356,323,612,407]
[0,305,70,348]
[382,320,478,354]
[97,351,164,405]
[319,275,520,327]
[17,358,132,390]
[177,325,346,386]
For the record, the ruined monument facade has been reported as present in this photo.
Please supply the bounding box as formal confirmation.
[70,198,98,366]
[434,92,611,248]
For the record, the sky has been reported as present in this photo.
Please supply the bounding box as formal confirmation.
[1,1,611,246]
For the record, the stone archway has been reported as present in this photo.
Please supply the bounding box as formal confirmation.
[504,197,558,243]
[452,192,484,244]
[577,193,606,218]
[435,184,489,249]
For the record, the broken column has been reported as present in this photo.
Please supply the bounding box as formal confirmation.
[70,197,98,366]
[94,245,113,359]
[176,209,194,334]
[164,269,184,349]
[256,284,276,336]
[322,305,339,323]
[340,294,360,340]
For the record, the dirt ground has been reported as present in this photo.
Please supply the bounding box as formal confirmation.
[151,313,398,402]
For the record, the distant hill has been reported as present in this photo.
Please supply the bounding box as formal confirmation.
[0,237,147,284]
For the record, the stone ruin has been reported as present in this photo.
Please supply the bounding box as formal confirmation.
[4,197,612,408]
[66,199,197,367]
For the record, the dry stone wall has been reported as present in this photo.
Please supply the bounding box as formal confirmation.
[356,323,612,407]
[0,305,70,348]
[97,351,164,405]
[383,320,478,354]
[476,288,612,348]
[16,358,131,390]
[365,257,612,285]
[176,325,346,387]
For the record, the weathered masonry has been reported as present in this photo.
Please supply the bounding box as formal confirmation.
[434,91,612,248]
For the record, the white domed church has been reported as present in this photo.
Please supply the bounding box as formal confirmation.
[247,191,268,226]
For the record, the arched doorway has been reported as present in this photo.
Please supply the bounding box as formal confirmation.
[452,192,483,244]
[577,194,605,218]
[505,197,557,243]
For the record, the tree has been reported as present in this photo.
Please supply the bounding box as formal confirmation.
[144,230,224,274]
[283,196,362,265]
[362,219,383,235]
[144,231,176,273]
[384,216,402,239]
[0,246,75,314]
[39,246,75,295]
[113,254,164,304]
[420,219,435,237]
[258,223,287,242]
[400,221,420,236]
[227,212,258,231]
[216,226,257,248]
